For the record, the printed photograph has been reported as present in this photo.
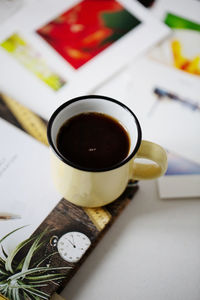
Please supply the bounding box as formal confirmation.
[158,150,200,199]
[1,33,66,91]
[150,13,200,76]
[36,0,141,69]
[166,151,200,176]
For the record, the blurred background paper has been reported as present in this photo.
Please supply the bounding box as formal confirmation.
[0,0,24,24]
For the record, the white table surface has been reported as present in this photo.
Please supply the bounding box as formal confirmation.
[1,0,199,299]
[61,179,200,300]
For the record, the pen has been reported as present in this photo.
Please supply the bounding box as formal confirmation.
[153,87,200,112]
[0,215,21,220]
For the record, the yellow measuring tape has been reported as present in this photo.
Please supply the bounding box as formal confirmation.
[1,94,111,231]
[1,94,48,146]
[0,295,9,300]
[84,207,111,231]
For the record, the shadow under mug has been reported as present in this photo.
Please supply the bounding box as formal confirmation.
[47,95,168,207]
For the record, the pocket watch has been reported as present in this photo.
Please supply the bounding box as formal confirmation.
[52,232,91,263]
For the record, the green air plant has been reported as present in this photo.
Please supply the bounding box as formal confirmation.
[0,226,70,300]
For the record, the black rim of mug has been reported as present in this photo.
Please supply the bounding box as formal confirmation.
[47,95,142,172]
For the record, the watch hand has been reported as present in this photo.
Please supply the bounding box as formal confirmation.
[66,238,76,248]
[71,234,75,245]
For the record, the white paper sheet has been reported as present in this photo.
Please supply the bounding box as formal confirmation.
[0,118,60,252]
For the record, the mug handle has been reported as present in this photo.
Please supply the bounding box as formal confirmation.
[132,140,168,180]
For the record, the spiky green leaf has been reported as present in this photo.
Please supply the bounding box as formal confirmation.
[26,273,66,281]
[0,256,5,265]
[21,229,48,273]
[23,287,49,299]
[11,287,21,300]
[0,225,28,244]
[21,233,43,273]
[9,266,69,281]
[5,236,35,273]
[1,245,8,259]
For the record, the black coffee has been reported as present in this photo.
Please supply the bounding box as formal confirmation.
[56,112,130,169]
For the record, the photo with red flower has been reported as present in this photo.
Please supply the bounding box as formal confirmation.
[37,0,141,69]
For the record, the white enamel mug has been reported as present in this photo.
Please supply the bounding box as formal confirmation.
[47,95,167,207]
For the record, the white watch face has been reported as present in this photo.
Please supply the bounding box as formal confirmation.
[57,232,91,263]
